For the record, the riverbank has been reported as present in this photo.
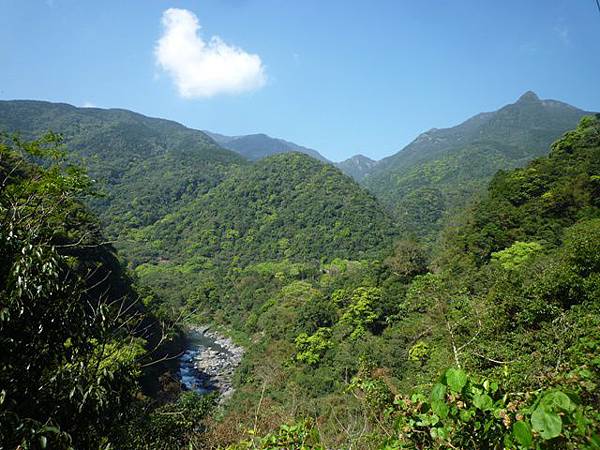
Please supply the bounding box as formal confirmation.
[179,325,245,402]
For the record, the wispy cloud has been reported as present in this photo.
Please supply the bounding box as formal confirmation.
[82,101,96,108]
[519,43,538,55]
[155,8,266,99]
[554,25,570,45]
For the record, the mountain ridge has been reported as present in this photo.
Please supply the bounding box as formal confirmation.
[362,91,594,239]
[205,130,330,162]
[335,154,379,181]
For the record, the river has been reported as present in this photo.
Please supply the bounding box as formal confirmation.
[177,326,244,400]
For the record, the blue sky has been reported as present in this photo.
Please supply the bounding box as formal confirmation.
[1,0,599,161]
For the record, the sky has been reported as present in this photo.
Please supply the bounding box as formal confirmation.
[1,1,599,161]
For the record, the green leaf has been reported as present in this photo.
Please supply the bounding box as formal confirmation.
[437,426,449,440]
[573,409,588,434]
[445,368,467,392]
[539,391,574,413]
[473,394,493,411]
[431,399,449,419]
[431,383,447,402]
[531,407,562,440]
[39,436,48,448]
[459,409,475,422]
[513,421,533,447]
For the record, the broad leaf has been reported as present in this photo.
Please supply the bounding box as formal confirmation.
[531,407,562,440]
[473,394,493,411]
[431,383,447,402]
[431,399,449,419]
[539,391,574,413]
[445,368,467,392]
[513,421,533,447]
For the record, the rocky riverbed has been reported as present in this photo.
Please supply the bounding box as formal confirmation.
[178,325,244,402]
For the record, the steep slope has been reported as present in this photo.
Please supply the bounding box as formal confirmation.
[364,92,592,239]
[134,152,398,267]
[336,154,379,181]
[439,113,600,267]
[211,117,600,450]
[0,100,247,245]
[0,133,183,448]
[206,130,330,162]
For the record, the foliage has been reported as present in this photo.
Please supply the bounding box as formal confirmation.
[491,241,543,271]
[384,239,428,281]
[0,134,176,448]
[1,106,599,449]
[226,420,324,450]
[114,391,217,449]
[295,328,332,366]
[339,287,382,339]
[215,118,600,449]
[364,92,589,241]
[353,367,599,449]
[137,152,398,270]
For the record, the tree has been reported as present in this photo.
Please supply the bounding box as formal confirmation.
[0,133,153,448]
[384,239,428,281]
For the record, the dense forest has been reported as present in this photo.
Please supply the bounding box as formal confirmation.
[0,98,598,449]
[191,115,600,449]
[362,92,590,241]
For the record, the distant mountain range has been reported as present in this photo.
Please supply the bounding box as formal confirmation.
[0,92,593,248]
[204,130,330,163]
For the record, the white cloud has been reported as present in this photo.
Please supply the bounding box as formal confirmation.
[155,8,266,98]
[82,101,96,108]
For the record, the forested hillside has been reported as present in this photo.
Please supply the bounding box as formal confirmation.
[363,92,591,240]
[131,152,399,309]
[0,100,248,244]
[0,133,215,448]
[0,100,401,313]
[1,102,598,449]
[199,116,600,449]
[133,152,396,265]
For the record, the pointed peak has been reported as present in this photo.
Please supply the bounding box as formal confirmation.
[517,91,540,103]
[350,154,374,161]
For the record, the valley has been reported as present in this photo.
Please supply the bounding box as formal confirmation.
[1,98,599,449]
[3,3,599,448]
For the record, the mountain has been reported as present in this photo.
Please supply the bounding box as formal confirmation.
[0,100,397,290]
[363,91,592,239]
[205,130,330,162]
[335,154,379,181]
[3,100,599,449]
[0,100,247,248]
[134,152,397,268]
[191,117,600,449]
[439,113,600,268]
